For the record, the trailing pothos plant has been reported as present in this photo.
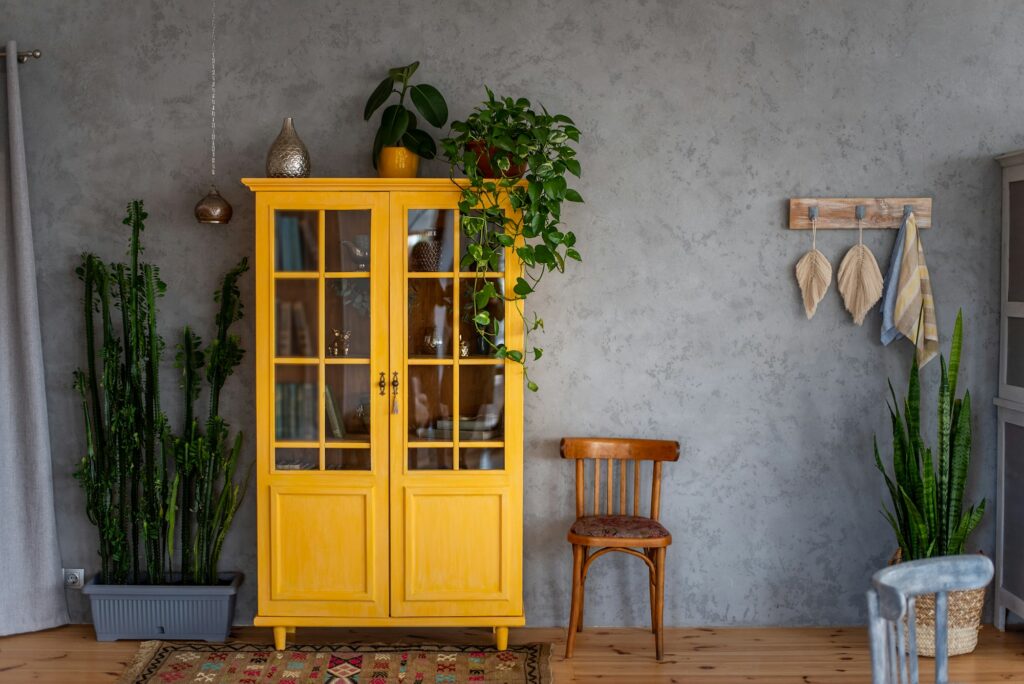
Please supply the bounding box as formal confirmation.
[441,89,582,390]
[874,310,986,560]
[364,60,448,169]
[74,200,250,585]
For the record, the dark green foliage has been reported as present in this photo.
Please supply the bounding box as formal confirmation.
[74,200,250,585]
[364,61,448,168]
[441,89,582,391]
[874,310,986,560]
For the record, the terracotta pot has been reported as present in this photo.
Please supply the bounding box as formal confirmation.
[466,140,525,179]
[378,146,420,178]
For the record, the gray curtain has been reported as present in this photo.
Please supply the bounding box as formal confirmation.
[0,40,68,635]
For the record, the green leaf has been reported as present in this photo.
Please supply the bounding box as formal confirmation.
[564,189,584,202]
[527,380,539,392]
[371,125,385,169]
[566,248,582,261]
[378,104,410,146]
[533,347,543,360]
[364,77,395,120]
[389,61,419,82]
[409,84,449,128]
[947,391,972,549]
[513,277,534,296]
[527,182,541,203]
[565,158,581,177]
[473,312,491,326]
[401,127,437,159]
[533,244,554,265]
[948,310,963,401]
[543,176,567,198]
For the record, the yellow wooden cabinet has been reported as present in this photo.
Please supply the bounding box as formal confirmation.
[242,179,524,650]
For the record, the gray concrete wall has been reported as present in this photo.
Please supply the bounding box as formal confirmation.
[5,0,1017,627]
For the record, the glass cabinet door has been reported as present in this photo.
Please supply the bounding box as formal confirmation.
[262,192,391,619]
[393,200,508,472]
[388,189,522,619]
[270,202,387,473]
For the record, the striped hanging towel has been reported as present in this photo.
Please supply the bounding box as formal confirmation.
[879,211,939,366]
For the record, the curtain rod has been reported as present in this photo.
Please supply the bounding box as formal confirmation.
[0,49,42,63]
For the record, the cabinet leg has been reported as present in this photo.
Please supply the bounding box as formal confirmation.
[494,627,509,651]
[286,626,296,635]
[994,602,1007,632]
[273,626,287,651]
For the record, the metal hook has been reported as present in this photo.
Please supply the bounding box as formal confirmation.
[808,206,819,221]
[903,204,913,217]
[855,205,866,221]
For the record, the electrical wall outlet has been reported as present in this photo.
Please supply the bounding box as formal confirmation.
[63,568,85,589]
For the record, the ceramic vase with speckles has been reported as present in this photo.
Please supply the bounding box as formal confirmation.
[266,117,311,178]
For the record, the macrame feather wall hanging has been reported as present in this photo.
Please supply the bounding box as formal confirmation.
[794,206,832,319]
[836,206,883,324]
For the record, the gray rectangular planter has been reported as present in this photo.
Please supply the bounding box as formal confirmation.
[83,572,242,642]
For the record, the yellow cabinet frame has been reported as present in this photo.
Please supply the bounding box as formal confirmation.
[244,179,524,651]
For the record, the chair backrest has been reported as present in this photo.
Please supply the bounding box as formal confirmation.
[560,437,679,520]
[866,555,993,684]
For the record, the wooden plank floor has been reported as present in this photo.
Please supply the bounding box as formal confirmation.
[1,624,1023,682]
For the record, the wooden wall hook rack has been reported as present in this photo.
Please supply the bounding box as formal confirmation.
[788,197,932,230]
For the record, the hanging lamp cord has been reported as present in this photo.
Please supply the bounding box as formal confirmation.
[209,0,217,178]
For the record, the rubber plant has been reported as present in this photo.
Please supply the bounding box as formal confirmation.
[441,88,582,390]
[74,200,250,585]
[364,60,448,169]
[874,310,986,560]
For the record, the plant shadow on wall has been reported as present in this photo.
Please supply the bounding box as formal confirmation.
[442,88,583,390]
[73,200,251,587]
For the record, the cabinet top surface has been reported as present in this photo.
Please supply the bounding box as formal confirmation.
[996,150,1024,168]
[242,177,479,192]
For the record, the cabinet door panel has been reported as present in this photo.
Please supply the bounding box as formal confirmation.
[391,486,521,616]
[265,485,387,616]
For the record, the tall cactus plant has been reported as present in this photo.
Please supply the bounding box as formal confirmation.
[74,200,249,585]
[74,201,168,584]
[874,310,986,560]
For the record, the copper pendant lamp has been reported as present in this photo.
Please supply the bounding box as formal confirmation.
[195,0,231,224]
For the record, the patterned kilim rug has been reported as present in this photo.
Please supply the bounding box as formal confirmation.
[118,641,551,683]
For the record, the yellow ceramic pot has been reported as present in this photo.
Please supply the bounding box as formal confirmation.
[378,146,420,178]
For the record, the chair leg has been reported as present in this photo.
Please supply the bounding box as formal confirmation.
[565,544,585,658]
[654,547,666,661]
[577,548,588,632]
[647,549,656,633]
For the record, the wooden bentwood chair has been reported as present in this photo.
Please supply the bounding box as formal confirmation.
[561,437,680,660]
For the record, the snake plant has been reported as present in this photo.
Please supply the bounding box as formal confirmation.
[874,310,986,560]
[74,200,249,585]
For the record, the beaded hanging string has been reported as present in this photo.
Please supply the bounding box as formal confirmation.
[209,0,216,179]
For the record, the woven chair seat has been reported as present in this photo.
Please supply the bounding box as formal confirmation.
[570,515,670,540]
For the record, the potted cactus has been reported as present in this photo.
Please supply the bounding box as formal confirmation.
[874,310,988,656]
[75,201,250,641]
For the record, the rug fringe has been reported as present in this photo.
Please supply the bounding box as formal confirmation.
[117,640,163,684]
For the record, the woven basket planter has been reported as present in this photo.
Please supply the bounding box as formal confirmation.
[890,550,986,657]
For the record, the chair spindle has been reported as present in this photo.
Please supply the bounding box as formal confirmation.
[633,460,641,515]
